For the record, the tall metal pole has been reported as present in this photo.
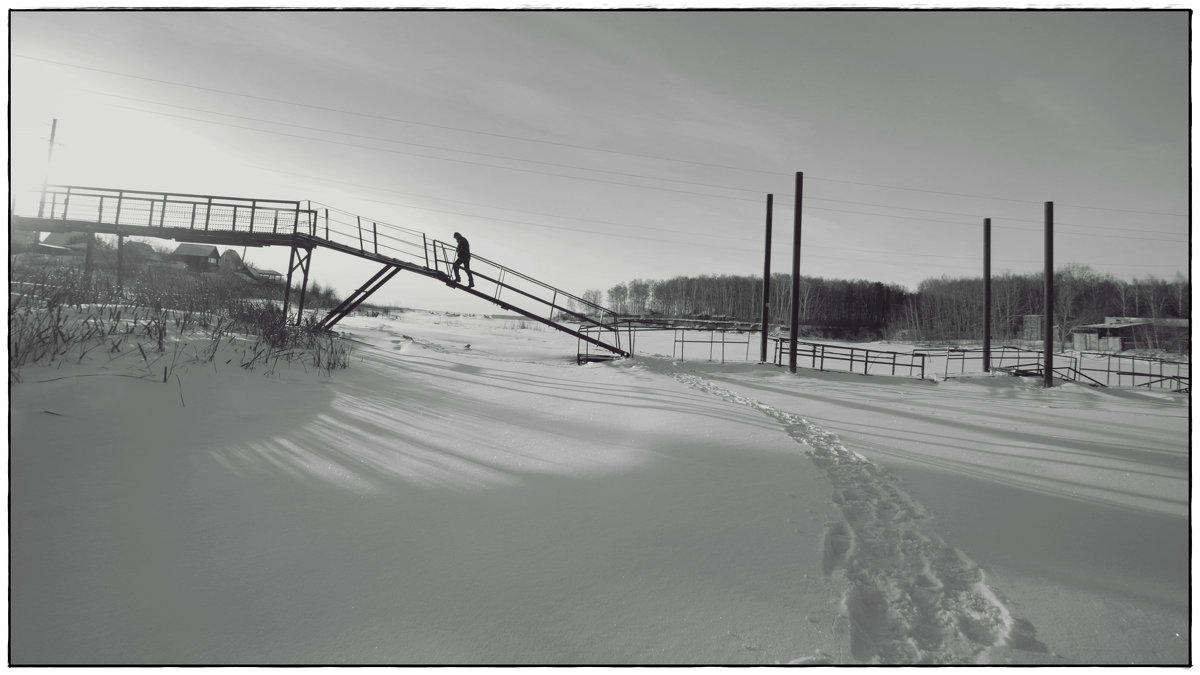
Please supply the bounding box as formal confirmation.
[117,235,125,288]
[759,193,773,363]
[35,119,57,235]
[788,172,803,374]
[983,218,992,372]
[1044,202,1054,388]
[37,118,57,221]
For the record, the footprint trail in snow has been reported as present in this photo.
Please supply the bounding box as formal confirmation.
[675,373,1053,664]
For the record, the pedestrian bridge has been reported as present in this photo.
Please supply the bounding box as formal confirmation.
[10,185,629,359]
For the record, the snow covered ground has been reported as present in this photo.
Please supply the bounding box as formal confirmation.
[9,310,1191,665]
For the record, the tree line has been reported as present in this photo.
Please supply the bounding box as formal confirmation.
[580,265,1189,344]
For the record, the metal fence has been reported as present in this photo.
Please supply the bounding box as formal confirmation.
[673,328,753,363]
[928,345,1188,391]
[772,337,928,378]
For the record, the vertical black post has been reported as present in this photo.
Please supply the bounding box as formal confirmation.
[84,233,95,280]
[788,172,803,374]
[760,193,773,363]
[283,245,312,325]
[117,235,125,288]
[283,246,295,318]
[983,218,992,372]
[296,249,311,325]
[37,118,57,219]
[1044,201,1054,388]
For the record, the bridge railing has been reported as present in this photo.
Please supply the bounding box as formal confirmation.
[307,203,432,269]
[32,185,319,236]
[428,238,621,334]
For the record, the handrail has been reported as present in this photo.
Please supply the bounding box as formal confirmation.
[43,184,305,206]
[427,239,616,323]
[33,185,319,236]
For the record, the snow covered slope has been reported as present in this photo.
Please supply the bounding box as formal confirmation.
[9,311,1190,664]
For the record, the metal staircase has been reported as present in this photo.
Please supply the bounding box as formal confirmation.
[11,185,629,359]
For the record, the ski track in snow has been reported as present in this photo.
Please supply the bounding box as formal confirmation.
[673,372,1054,665]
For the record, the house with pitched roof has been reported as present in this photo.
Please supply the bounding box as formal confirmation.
[171,243,221,273]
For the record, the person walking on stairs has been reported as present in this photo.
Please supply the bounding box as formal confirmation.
[452,232,475,288]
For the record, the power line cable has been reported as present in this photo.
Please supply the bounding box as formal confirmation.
[309,190,1187,271]
[268,165,743,241]
[110,92,1187,238]
[805,176,1186,218]
[105,102,771,206]
[802,196,1187,237]
[97,92,769,197]
[101,102,1193,248]
[16,53,785,177]
[19,53,1185,218]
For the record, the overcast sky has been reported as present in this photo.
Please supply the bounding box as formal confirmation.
[10,9,1190,313]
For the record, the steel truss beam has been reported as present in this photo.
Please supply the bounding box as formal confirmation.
[283,241,313,324]
[316,263,403,331]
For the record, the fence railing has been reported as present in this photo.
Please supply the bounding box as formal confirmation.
[932,345,1076,375]
[772,337,928,379]
[673,328,753,364]
[925,344,1188,391]
[35,185,318,236]
[1075,352,1190,391]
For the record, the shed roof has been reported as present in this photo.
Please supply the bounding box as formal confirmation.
[1076,321,1152,330]
[1076,317,1189,330]
[172,243,220,258]
[42,232,88,247]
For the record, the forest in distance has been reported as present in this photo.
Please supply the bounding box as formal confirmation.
[579,264,1190,349]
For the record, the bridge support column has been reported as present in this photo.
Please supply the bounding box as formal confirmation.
[117,235,125,288]
[84,233,95,280]
[317,263,403,331]
[283,242,312,325]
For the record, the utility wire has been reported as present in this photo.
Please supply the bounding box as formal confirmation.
[17,61,1188,275]
[104,93,1188,238]
[104,102,1192,248]
[16,53,784,177]
[106,103,770,205]
[97,92,768,197]
[19,53,1185,219]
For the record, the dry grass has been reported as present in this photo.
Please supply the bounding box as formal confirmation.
[9,265,350,383]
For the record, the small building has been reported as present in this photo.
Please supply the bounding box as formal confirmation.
[246,265,284,282]
[1071,317,1190,353]
[171,243,221,273]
